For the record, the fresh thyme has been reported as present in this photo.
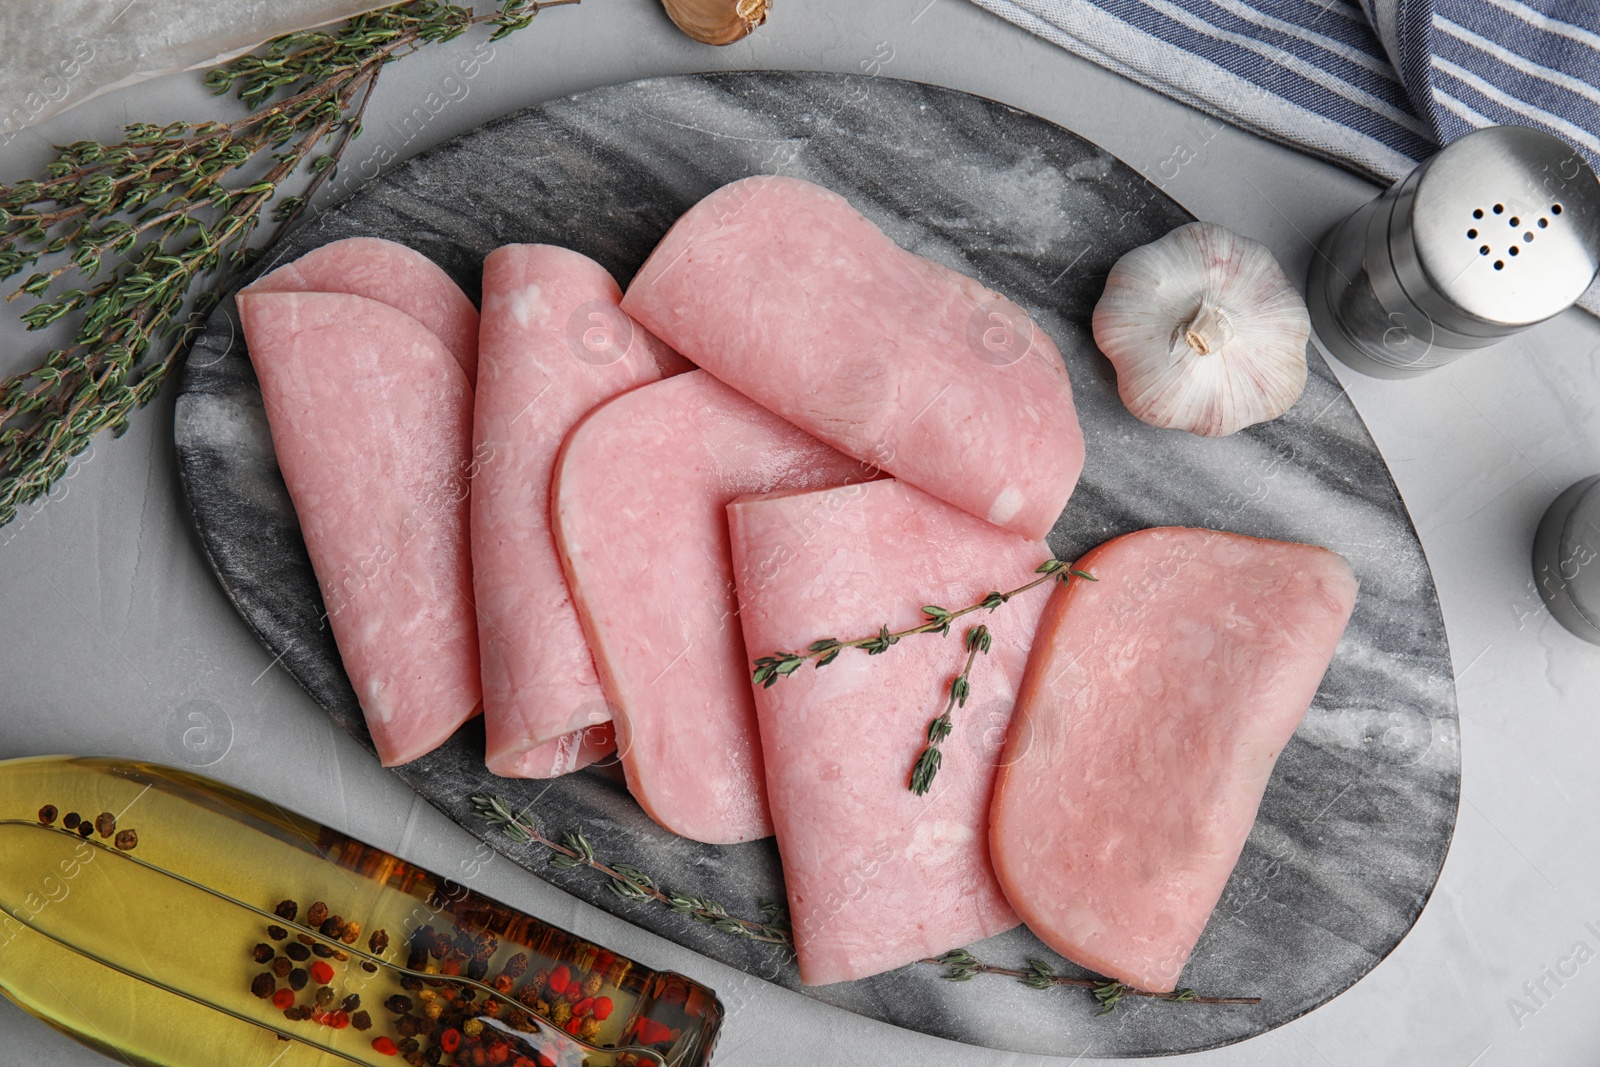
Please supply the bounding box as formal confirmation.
[926,950,1259,1013]
[753,558,1095,686]
[471,793,792,947]
[0,0,580,527]
[909,623,990,795]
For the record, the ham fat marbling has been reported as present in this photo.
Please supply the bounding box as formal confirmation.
[621,175,1085,541]
[248,236,480,383]
[552,371,869,844]
[990,527,1358,992]
[729,479,1048,985]
[473,245,688,777]
[237,290,481,766]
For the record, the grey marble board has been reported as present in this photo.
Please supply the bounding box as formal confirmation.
[172,71,1460,1058]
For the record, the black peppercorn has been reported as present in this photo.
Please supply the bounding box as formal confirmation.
[395,1015,420,1038]
[312,943,335,958]
[368,929,390,955]
[252,944,274,964]
[94,812,115,838]
[406,948,428,971]
[297,933,316,946]
[286,942,309,961]
[397,1037,419,1055]
[501,952,529,979]
[351,1010,373,1031]
[400,976,422,992]
[266,925,287,941]
[37,805,57,825]
[305,901,329,927]
[320,916,344,939]
[77,823,92,838]
[341,994,361,1012]
[274,899,298,922]
[271,958,291,979]
[385,995,413,1014]
[361,961,378,974]
[63,812,81,830]
[250,973,275,999]
[288,968,309,991]
[467,959,488,981]
[113,829,137,850]
[314,985,335,1009]
[424,1046,442,1066]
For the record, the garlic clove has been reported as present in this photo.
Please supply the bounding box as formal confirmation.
[662,0,771,45]
[1092,221,1310,437]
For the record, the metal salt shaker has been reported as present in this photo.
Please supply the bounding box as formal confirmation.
[1533,476,1600,646]
[1307,125,1600,378]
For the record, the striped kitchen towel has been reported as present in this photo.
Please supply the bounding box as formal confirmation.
[969,0,1600,311]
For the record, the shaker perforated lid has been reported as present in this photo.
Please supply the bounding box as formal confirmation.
[1388,125,1600,333]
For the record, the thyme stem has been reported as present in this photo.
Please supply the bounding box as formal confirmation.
[472,793,792,947]
[925,950,1260,1012]
[909,623,990,795]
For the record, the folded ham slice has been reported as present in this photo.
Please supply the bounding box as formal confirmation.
[728,478,1049,985]
[552,371,870,844]
[237,290,481,766]
[621,174,1084,541]
[249,236,480,383]
[990,527,1358,992]
[474,244,688,777]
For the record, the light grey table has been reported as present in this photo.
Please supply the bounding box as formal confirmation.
[1,2,1597,1064]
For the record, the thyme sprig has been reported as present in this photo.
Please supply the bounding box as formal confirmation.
[471,793,792,947]
[0,0,580,528]
[909,623,990,795]
[752,558,1096,687]
[926,950,1259,1013]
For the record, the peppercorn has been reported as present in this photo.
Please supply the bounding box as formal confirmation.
[310,960,335,985]
[385,995,413,1015]
[361,961,378,974]
[371,1036,398,1056]
[306,901,329,926]
[37,805,57,825]
[581,973,603,998]
[440,959,463,977]
[574,997,594,1017]
[94,812,115,838]
[77,822,93,838]
[400,975,422,991]
[251,973,275,999]
[285,942,309,960]
[398,1038,419,1055]
[271,989,295,1011]
[424,1047,443,1066]
[369,928,390,955]
[266,925,288,942]
[341,919,361,944]
[550,1002,571,1026]
[395,1015,420,1038]
[467,958,488,981]
[462,1018,485,1039]
[298,934,317,946]
[564,1016,581,1036]
[416,990,436,1003]
[312,943,336,958]
[113,829,136,850]
[351,1009,373,1031]
[406,948,428,970]
[62,812,81,829]
[314,985,335,1009]
[341,993,361,1012]
[491,975,513,994]
[273,899,298,921]
[421,1000,442,1021]
[334,950,349,962]
[579,1017,602,1044]
[252,943,275,964]
[288,968,309,991]
[320,915,344,939]
[271,957,291,979]
[439,1029,462,1054]
[591,995,613,1021]
[330,1010,350,1029]
[531,998,550,1018]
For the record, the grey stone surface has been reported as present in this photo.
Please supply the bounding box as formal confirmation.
[172,71,1458,1058]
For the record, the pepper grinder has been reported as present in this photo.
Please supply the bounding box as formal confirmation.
[1533,475,1600,645]
[1308,125,1600,378]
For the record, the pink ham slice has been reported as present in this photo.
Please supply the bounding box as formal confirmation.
[620,174,1085,541]
[237,290,481,767]
[248,236,480,383]
[728,478,1050,985]
[474,244,688,778]
[552,370,871,844]
[990,527,1358,992]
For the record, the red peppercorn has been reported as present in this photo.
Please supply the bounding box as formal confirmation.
[331,1011,350,1029]
[372,1036,399,1056]
[439,1029,461,1054]
[550,965,572,995]
[310,960,335,985]
[563,1017,581,1036]
[271,989,294,1010]
[487,1044,510,1065]
[592,996,613,1021]
[440,958,462,977]
[574,997,594,1017]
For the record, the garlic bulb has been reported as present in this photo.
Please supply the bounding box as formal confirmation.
[662,0,770,45]
[1092,221,1310,437]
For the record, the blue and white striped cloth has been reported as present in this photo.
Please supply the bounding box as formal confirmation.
[969,0,1600,310]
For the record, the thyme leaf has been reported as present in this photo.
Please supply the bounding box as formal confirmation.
[909,623,989,796]
[923,950,1259,1011]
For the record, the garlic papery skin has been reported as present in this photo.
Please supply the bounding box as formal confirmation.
[1093,221,1310,438]
[662,0,771,45]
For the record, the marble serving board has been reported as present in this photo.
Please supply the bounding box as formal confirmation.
[173,71,1460,1058]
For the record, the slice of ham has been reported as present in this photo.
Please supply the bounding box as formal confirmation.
[728,478,1049,985]
[248,236,480,383]
[990,527,1358,992]
[620,174,1085,541]
[552,371,871,844]
[474,244,688,777]
[237,290,481,767]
